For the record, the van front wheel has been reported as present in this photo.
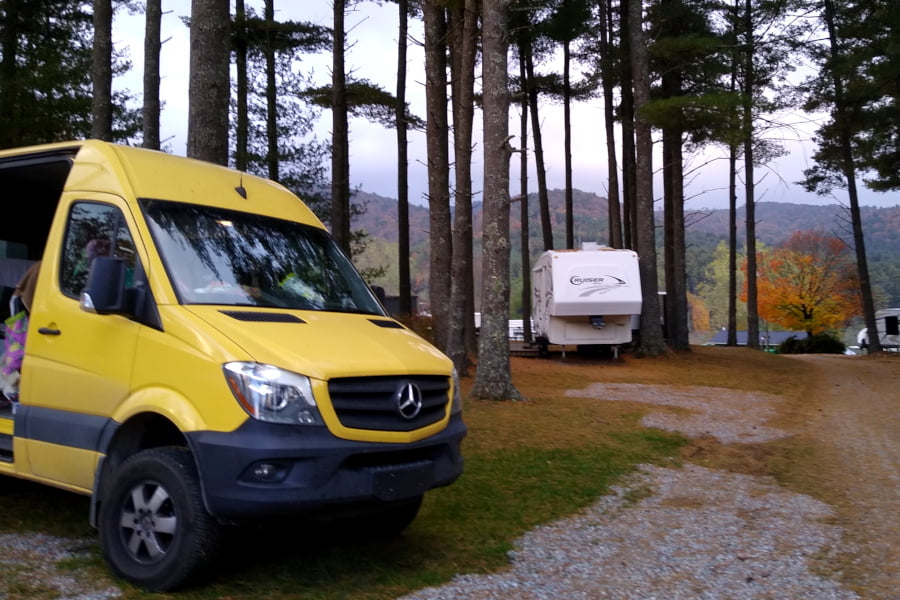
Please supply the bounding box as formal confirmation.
[98,447,222,592]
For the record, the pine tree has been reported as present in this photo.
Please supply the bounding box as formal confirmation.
[423,0,453,350]
[543,0,593,249]
[187,0,230,165]
[446,0,480,375]
[800,0,882,351]
[0,1,137,147]
[643,0,733,351]
[471,0,524,400]
[91,0,113,140]
[142,0,162,150]
[630,0,666,356]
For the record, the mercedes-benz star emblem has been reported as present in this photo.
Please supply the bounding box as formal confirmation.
[396,382,423,420]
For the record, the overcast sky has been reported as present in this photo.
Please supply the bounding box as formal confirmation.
[113,2,899,212]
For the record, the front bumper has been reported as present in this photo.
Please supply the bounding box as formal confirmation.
[187,415,466,519]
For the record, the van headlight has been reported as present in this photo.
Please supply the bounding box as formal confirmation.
[450,368,463,416]
[223,362,323,425]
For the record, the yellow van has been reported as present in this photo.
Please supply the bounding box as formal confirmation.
[0,141,465,591]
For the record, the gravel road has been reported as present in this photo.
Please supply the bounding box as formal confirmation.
[399,353,900,600]
[787,354,900,598]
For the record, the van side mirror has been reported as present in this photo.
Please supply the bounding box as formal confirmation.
[80,256,129,314]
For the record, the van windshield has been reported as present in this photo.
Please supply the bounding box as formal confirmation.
[142,199,385,314]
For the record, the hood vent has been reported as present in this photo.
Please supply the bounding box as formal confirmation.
[221,310,305,323]
[369,319,404,329]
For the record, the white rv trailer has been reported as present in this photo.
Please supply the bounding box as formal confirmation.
[856,308,900,351]
[532,244,642,354]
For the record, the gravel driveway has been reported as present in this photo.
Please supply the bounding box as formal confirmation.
[399,354,899,600]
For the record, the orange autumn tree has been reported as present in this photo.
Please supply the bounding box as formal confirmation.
[747,230,861,336]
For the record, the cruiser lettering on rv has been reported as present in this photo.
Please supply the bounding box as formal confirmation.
[569,274,627,297]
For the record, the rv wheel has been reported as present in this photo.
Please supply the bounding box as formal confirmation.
[98,447,222,592]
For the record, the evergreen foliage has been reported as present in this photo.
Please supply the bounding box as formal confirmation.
[801,0,900,193]
[302,80,425,130]
[238,42,329,212]
[0,0,139,147]
[231,6,331,213]
[644,0,736,147]
[778,332,846,354]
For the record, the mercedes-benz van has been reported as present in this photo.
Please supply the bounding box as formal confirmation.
[0,140,465,591]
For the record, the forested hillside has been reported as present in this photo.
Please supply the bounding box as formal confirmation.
[351,189,900,314]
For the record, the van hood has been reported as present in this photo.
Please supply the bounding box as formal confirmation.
[183,306,451,381]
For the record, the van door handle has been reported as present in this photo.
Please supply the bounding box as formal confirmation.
[38,327,61,336]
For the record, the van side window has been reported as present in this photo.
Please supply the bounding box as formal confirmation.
[60,202,137,298]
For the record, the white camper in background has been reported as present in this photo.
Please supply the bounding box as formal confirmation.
[856,308,900,351]
[532,243,642,355]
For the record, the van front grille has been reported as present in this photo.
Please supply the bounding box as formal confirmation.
[327,375,449,432]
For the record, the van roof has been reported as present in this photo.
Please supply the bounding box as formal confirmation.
[0,140,324,229]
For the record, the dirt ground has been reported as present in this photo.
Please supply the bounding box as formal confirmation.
[780,354,900,599]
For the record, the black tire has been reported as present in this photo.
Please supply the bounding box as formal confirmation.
[98,447,222,592]
[334,495,424,541]
[576,344,615,359]
[366,495,423,538]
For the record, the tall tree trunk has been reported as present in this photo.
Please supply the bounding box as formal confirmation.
[187,0,230,165]
[563,39,574,249]
[265,0,279,181]
[663,130,674,343]
[0,0,21,147]
[619,0,637,249]
[471,0,523,401]
[519,49,533,344]
[823,0,880,352]
[599,0,622,248]
[423,0,452,351]
[661,70,689,350]
[728,140,738,345]
[629,0,666,356]
[525,49,553,251]
[446,0,478,375]
[91,0,113,140]
[331,0,351,254]
[142,0,162,150]
[727,0,739,346]
[742,0,759,349]
[396,0,412,316]
[234,0,248,169]
[669,135,689,349]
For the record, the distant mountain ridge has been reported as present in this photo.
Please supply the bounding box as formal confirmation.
[351,189,900,255]
[350,189,900,307]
